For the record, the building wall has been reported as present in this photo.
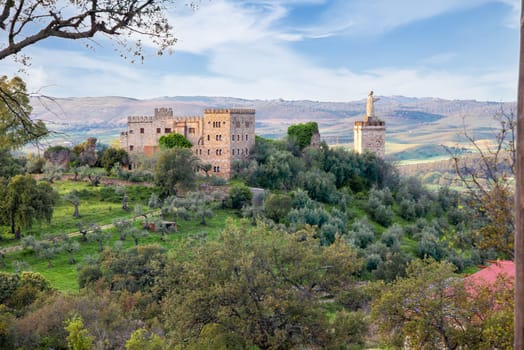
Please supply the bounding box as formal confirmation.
[353,120,386,157]
[120,108,255,179]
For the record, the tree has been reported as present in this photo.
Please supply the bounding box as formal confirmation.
[226,183,253,209]
[42,162,63,184]
[79,165,105,186]
[371,259,513,349]
[447,111,515,258]
[158,133,192,149]
[155,148,199,196]
[87,224,110,252]
[64,315,94,350]
[64,190,81,218]
[0,1,177,63]
[0,76,48,149]
[0,175,57,237]
[115,185,129,211]
[162,223,365,349]
[287,122,319,150]
[99,147,129,174]
[126,328,164,350]
[59,234,80,264]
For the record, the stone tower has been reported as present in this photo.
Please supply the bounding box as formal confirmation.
[354,91,385,157]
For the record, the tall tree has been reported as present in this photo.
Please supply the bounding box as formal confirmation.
[155,148,199,196]
[163,224,365,349]
[0,76,47,149]
[0,1,178,62]
[0,175,57,238]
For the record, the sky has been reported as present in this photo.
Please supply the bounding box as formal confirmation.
[2,0,520,102]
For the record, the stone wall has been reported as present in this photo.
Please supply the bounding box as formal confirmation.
[354,120,386,157]
[120,108,256,179]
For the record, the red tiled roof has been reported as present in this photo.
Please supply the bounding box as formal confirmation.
[466,260,514,287]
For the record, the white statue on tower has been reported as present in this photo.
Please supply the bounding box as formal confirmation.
[366,90,380,118]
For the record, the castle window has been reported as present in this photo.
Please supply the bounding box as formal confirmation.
[245,134,248,141]
[232,135,235,142]
[237,135,240,141]
[189,128,195,134]
[217,166,220,172]
[130,145,134,151]
[165,128,171,133]
[140,128,144,134]
[207,135,210,141]
[129,130,134,134]
[199,149,202,155]
[213,166,220,173]
[156,128,161,134]
[245,121,250,127]
[246,148,248,154]
[208,149,210,155]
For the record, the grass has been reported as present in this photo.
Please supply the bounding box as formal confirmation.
[0,179,238,292]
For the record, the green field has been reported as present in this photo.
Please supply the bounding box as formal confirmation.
[0,179,238,291]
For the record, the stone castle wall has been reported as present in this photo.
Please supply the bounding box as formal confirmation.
[353,120,386,157]
[120,108,255,179]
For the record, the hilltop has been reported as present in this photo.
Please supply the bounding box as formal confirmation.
[30,95,515,159]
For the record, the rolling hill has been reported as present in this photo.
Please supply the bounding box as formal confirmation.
[29,95,516,160]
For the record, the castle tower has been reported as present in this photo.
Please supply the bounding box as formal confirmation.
[354,91,386,157]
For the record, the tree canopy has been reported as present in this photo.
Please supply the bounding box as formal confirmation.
[158,133,192,149]
[287,122,319,150]
[0,76,48,149]
[0,0,178,62]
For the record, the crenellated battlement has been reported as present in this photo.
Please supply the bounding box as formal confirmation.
[354,120,385,127]
[128,116,153,123]
[204,108,255,114]
[154,107,173,117]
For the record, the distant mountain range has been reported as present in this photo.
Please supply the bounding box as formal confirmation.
[29,95,516,160]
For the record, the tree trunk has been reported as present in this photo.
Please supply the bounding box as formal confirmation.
[69,253,75,265]
[73,204,79,218]
[517,2,524,349]
[80,230,87,242]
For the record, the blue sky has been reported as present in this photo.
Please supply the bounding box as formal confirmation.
[4,0,520,101]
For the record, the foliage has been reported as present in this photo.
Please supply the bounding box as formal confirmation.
[0,175,58,236]
[0,76,48,149]
[225,183,253,210]
[79,165,105,186]
[263,193,293,223]
[287,122,319,150]
[126,328,164,350]
[158,133,192,149]
[371,259,514,349]
[0,1,178,63]
[99,147,129,173]
[155,148,199,196]
[64,314,94,350]
[163,223,365,349]
[0,149,23,179]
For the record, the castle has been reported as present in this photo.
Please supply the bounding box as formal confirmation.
[353,91,386,157]
[120,108,256,178]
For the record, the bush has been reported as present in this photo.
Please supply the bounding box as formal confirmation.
[226,184,253,210]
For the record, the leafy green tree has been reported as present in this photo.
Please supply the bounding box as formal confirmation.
[99,147,129,173]
[64,315,94,350]
[371,259,513,349]
[187,191,214,225]
[0,148,23,178]
[287,122,319,150]
[225,183,253,209]
[129,227,149,246]
[59,234,80,264]
[126,328,164,350]
[0,76,48,149]
[115,185,129,210]
[88,224,110,252]
[155,148,199,196]
[162,223,364,349]
[79,165,105,186]
[0,175,58,237]
[64,190,81,218]
[36,237,61,268]
[158,133,192,149]
[263,193,292,223]
[42,162,63,183]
